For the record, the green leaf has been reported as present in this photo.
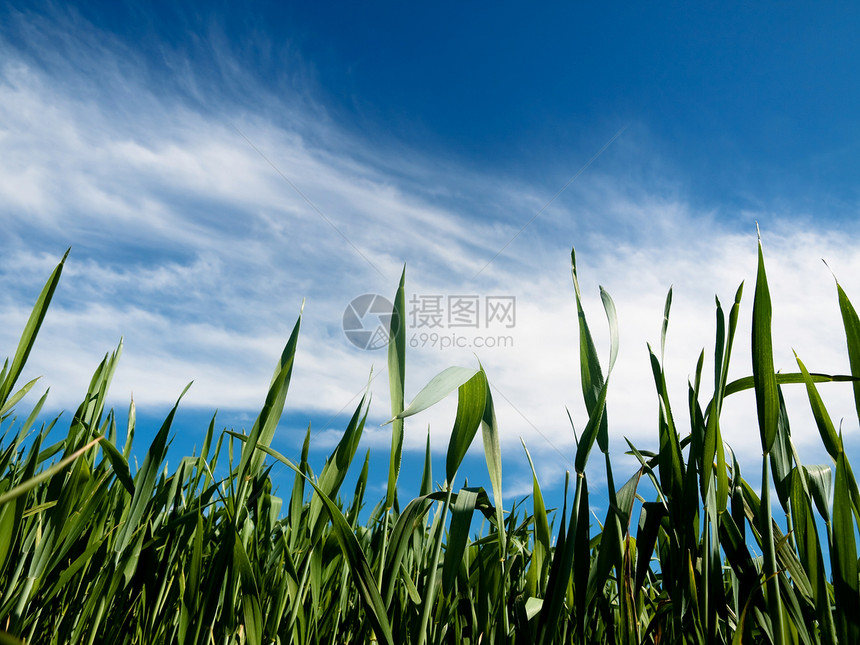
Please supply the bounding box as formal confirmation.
[97,436,134,495]
[537,473,586,645]
[238,311,301,491]
[0,498,17,576]
[0,436,100,507]
[569,256,619,476]
[770,385,794,511]
[635,501,666,594]
[832,449,860,644]
[446,370,488,483]
[660,286,672,361]
[0,249,68,407]
[759,455,786,645]
[122,397,136,461]
[804,464,832,523]
[383,493,436,607]
[574,378,608,476]
[114,384,189,555]
[752,234,779,455]
[391,366,478,421]
[386,266,406,509]
[480,372,505,554]
[522,440,551,555]
[419,430,433,497]
[399,562,422,605]
[0,378,39,419]
[789,464,833,644]
[836,281,860,422]
[307,394,367,538]
[795,352,841,460]
[232,535,262,645]
[598,285,619,455]
[570,248,610,454]
[724,371,857,397]
[442,487,478,595]
[648,345,684,501]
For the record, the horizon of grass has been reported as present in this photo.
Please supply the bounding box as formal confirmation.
[0,238,858,644]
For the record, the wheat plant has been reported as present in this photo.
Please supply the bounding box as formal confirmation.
[0,238,857,644]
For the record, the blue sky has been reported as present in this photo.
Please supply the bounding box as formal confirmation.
[2,1,859,508]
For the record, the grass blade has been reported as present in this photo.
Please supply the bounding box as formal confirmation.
[446,370,488,483]
[386,267,406,510]
[0,436,100,507]
[835,280,860,421]
[752,233,779,455]
[795,352,841,460]
[442,487,478,595]
[392,366,478,421]
[237,310,302,493]
[0,249,68,408]
[832,449,860,643]
[571,248,610,454]
[480,374,505,550]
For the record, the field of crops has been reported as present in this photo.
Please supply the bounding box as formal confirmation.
[0,238,858,644]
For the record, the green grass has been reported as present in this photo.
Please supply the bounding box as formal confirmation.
[0,239,858,644]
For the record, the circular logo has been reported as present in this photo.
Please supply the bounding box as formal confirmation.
[342,294,394,350]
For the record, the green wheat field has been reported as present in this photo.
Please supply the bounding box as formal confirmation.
[0,238,858,644]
